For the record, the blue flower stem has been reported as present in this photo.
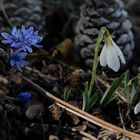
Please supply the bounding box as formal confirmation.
[88,27,109,98]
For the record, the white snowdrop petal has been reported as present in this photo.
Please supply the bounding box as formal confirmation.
[99,35,126,72]
[106,46,120,72]
[99,45,107,67]
[134,101,140,115]
[113,43,126,64]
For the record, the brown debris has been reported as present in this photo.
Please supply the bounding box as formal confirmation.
[48,134,60,140]
[66,69,85,87]
[49,102,65,121]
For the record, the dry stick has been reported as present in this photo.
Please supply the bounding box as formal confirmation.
[22,76,140,140]
[95,76,110,88]
[71,128,97,140]
[118,104,128,140]
[118,104,126,130]
[42,123,97,140]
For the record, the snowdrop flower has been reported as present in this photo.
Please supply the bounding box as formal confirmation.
[99,36,126,72]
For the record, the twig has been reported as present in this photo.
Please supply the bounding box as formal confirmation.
[25,66,54,84]
[118,104,126,130]
[71,127,97,140]
[96,76,110,88]
[118,104,128,140]
[22,76,140,140]
[42,123,97,139]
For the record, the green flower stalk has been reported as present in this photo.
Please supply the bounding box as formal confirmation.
[88,27,107,98]
[82,27,126,111]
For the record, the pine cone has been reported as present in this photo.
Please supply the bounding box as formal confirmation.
[126,0,140,54]
[0,0,44,32]
[75,0,134,69]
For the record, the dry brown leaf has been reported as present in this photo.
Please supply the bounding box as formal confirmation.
[52,39,73,59]
[49,103,64,120]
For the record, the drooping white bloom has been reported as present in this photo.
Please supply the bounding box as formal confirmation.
[134,101,140,115]
[99,36,126,72]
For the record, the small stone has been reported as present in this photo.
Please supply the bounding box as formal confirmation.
[26,103,45,120]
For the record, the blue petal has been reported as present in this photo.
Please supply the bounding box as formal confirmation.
[19,52,27,59]
[30,37,42,44]
[35,36,42,41]
[13,49,20,56]
[20,60,29,66]
[34,31,38,35]
[28,26,34,35]
[2,40,12,44]
[16,63,23,72]
[18,32,24,41]
[26,46,32,52]
[11,42,20,48]
[37,36,42,42]
[14,42,22,48]
[20,46,27,52]
[30,39,38,45]
[21,25,26,32]
[34,44,43,48]
[12,26,17,36]
[21,25,27,35]
[10,59,15,66]
[1,32,11,39]
[15,29,20,39]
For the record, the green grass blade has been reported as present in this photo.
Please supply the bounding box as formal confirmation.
[100,73,125,107]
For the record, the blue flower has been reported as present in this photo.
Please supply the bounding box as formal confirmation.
[18,26,43,52]
[1,26,43,72]
[16,91,32,102]
[10,49,29,72]
[1,26,43,52]
[1,26,20,48]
